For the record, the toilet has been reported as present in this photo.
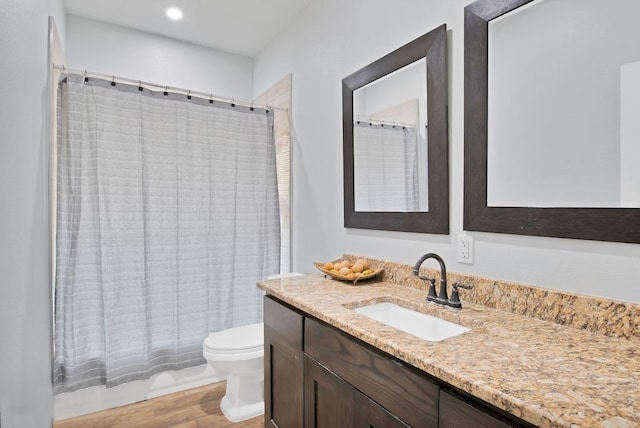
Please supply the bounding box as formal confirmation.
[203,322,265,422]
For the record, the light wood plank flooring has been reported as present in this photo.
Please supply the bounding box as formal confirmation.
[53,382,264,428]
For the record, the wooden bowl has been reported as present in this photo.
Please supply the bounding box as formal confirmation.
[313,261,383,284]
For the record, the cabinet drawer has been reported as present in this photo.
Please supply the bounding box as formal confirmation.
[305,317,439,428]
[439,389,525,428]
[264,296,303,349]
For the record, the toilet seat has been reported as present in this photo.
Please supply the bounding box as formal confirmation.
[203,323,264,361]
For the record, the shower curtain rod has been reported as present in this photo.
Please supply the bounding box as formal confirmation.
[53,64,286,112]
[354,115,416,129]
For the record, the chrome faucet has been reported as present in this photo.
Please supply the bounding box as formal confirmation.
[412,253,473,308]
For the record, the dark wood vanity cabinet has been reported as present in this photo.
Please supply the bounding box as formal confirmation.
[264,295,529,428]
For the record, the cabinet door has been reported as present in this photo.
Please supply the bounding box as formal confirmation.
[439,389,525,428]
[305,355,411,428]
[304,355,357,428]
[264,296,304,428]
[355,394,411,428]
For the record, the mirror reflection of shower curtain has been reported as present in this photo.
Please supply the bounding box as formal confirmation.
[353,122,419,211]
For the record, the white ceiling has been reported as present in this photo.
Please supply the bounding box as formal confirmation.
[63,0,312,58]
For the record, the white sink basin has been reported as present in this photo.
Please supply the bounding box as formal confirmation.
[353,302,470,342]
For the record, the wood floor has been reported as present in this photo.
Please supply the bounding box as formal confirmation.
[53,382,264,428]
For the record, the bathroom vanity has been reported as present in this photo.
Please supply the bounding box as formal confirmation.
[258,261,640,427]
[265,295,524,427]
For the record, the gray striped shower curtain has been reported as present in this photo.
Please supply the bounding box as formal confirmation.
[53,74,280,393]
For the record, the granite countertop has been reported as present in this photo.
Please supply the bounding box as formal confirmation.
[258,274,640,428]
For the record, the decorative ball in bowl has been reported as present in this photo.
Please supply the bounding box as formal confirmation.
[313,258,383,284]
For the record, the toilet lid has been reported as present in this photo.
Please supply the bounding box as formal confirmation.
[204,322,264,354]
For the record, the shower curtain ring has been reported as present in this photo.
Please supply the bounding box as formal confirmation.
[138,81,143,91]
[209,94,213,104]
[187,90,192,100]
[231,98,236,108]
[164,86,168,96]
[84,70,88,82]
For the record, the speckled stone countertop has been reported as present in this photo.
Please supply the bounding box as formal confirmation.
[258,262,640,428]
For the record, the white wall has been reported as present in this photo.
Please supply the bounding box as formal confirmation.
[65,15,254,100]
[254,0,640,304]
[48,0,66,47]
[0,0,59,426]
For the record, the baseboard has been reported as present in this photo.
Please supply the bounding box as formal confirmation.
[53,364,221,421]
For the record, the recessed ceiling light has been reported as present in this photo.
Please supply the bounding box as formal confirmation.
[166,7,183,20]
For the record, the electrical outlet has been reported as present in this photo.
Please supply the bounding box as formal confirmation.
[458,234,474,264]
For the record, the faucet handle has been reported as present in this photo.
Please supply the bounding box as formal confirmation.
[425,278,438,302]
[448,282,474,309]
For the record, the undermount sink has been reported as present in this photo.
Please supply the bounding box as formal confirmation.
[353,302,470,342]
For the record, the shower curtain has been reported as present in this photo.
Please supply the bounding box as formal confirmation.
[53,74,281,393]
[353,121,419,211]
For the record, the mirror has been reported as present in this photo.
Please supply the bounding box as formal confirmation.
[464,0,640,243]
[487,0,640,208]
[343,24,449,233]
[353,59,427,212]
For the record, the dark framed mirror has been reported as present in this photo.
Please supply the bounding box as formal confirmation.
[464,0,640,244]
[343,24,449,234]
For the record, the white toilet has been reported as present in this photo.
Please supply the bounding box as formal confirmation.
[203,322,265,422]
